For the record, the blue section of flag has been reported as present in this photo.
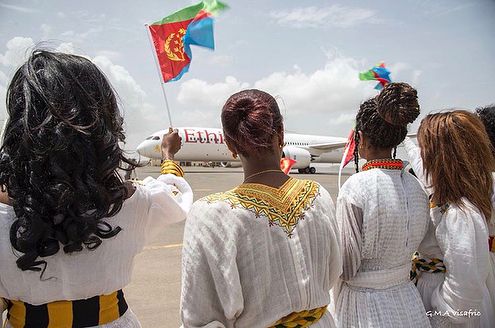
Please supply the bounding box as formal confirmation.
[172,15,215,82]
[184,16,215,50]
[372,66,391,82]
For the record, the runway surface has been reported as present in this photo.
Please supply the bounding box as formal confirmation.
[125,164,352,327]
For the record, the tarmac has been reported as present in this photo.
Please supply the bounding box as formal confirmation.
[124,164,352,328]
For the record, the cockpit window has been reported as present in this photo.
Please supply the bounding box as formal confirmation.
[152,136,160,140]
[145,136,153,140]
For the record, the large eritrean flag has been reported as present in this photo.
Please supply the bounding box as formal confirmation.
[148,0,227,82]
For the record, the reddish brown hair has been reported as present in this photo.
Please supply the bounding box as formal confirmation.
[418,110,495,219]
[221,89,283,157]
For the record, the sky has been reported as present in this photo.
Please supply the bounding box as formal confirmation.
[0,0,494,150]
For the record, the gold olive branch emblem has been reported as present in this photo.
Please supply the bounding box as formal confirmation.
[164,28,187,62]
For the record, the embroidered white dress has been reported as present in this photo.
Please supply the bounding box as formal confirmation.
[180,178,342,328]
[404,137,495,328]
[0,174,193,328]
[334,166,431,328]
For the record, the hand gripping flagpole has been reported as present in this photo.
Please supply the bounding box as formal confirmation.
[145,24,174,127]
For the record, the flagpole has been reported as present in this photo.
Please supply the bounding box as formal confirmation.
[144,24,173,127]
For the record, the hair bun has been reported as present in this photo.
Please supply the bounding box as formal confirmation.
[376,82,420,126]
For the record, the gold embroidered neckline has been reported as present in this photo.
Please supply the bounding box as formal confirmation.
[205,178,320,237]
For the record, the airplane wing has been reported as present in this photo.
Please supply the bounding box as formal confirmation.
[307,141,348,151]
[407,132,417,138]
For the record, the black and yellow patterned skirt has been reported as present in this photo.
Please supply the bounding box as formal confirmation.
[5,290,128,328]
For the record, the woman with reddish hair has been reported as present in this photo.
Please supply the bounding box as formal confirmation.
[405,110,495,327]
[180,89,342,327]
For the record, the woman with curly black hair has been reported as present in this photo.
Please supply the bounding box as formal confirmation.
[0,50,193,327]
[334,83,431,327]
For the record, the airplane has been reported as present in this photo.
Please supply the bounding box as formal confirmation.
[136,127,348,174]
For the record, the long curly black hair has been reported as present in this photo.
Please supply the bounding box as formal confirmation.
[353,82,420,172]
[0,50,134,273]
[476,104,495,155]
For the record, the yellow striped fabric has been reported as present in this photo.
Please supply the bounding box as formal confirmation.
[269,306,327,328]
[160,160,184,177]
[7,300,25,328]
[410,251,446,285]
[6,290,127,328]
[47,301,72,327]
[98,291,120,325]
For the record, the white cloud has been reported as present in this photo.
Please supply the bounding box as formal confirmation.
[175,55,377,132]
[0,70,8,121]
[254,56,374,114]
[92,55,162,144]
[95,50,122,61]
[174,54,423,135]
[0,37,162,149]
[178,76,249,109]
[55,42,76,54]
[270,5,379,28]
[0,37,35,67]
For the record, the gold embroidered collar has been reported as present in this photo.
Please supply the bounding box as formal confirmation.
[205,178,320,237]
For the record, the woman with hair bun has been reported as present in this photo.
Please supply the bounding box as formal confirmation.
[180,89,342,327]
[0,50,193,327]
[334,82,431,327]
[404,110,495,327]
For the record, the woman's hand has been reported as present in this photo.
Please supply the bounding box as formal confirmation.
[161,128,182,161]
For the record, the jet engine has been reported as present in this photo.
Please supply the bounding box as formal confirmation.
[282,146,312,169]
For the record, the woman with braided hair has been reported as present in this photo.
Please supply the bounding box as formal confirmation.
[0,50,193,327]
[334,82,431,327]
[404,110,495,327]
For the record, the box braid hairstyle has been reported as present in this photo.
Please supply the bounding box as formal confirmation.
[0,50,135,274]
[353,82,420,172]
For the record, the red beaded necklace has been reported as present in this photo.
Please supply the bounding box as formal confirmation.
[362,159,404,171]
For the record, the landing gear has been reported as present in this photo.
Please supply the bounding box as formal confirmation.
[298,167,316,174]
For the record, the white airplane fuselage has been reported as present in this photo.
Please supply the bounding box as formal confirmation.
[136,127,348,170]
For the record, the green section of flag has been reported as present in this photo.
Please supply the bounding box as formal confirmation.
[359,70,375,81]
[151,0,228,25]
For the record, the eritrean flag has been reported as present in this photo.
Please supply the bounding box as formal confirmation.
[359,62,391,90]
[148,0,228,82]
[338,129,356,190]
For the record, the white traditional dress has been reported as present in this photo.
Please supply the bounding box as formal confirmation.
[404,137,495,327]
[0,173,193,328]
[334,160,431,328]
[180,177,342,328]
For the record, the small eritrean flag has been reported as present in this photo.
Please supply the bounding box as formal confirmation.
[359,62,391,90]
[338,129,356,190]
[280,158,297,175]
[148,0,228,83]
